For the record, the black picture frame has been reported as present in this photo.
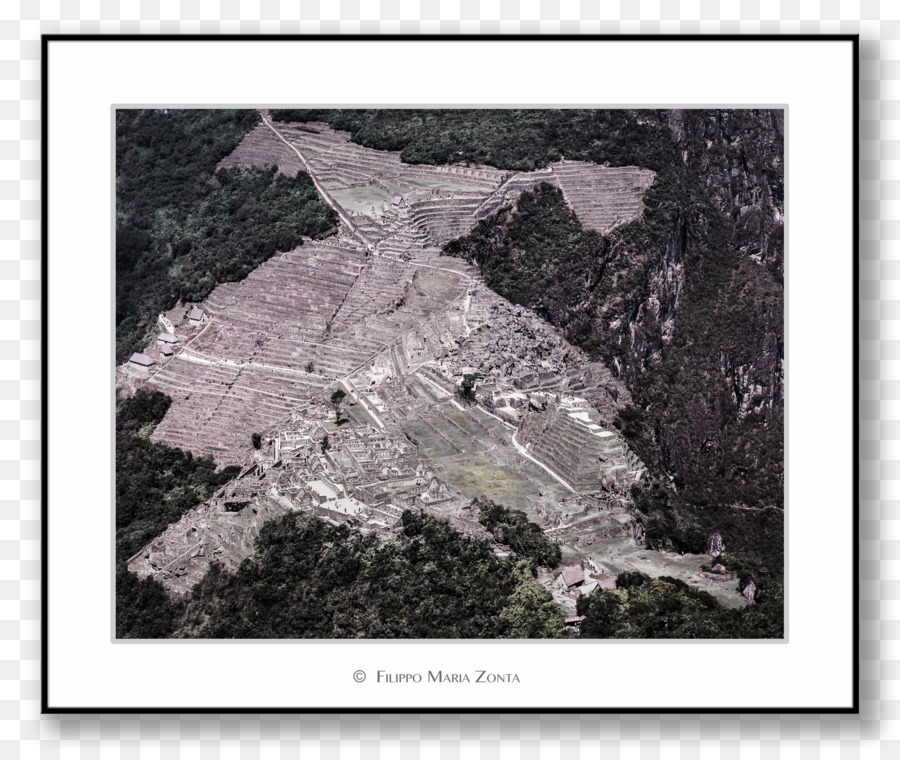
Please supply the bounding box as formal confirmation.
[42,34,859,714]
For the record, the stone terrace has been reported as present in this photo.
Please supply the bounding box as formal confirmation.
[147,360,328,466]
[281,123,508,199]
[143,235,402,463]
[216,122,303,177]
[549,161,656,233]
[270,119,659,250]
[517,396,646,491]
[190,238,369,372]
[278,122,510,248]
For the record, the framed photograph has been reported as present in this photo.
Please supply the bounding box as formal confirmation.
[43,35,857,713]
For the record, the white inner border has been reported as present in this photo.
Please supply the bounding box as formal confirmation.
[46,38,854,711]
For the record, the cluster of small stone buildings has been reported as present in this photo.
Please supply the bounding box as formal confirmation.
[127,413,468,594]
[264,418,456,534]
[127,307,207,370]
[554,563,618,597]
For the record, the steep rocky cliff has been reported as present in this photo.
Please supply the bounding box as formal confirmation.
[632,109,784,509]
[669,109,784,280]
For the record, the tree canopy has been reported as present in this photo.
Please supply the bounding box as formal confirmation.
[177,510,565,639]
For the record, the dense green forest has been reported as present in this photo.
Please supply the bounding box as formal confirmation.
[119,504,566,639]
[179,510,564,639]
[115,109,337,362]
[443,181,679,329]
[270,109,676,173]
[576,570,782,639]
[476,498,561,570]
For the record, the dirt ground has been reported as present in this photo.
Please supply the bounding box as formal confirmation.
[561,537,750,610]
[329,185,394,215]
[405,402,570,514]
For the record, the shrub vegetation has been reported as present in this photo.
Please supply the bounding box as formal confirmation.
[577,570,782,639]
[476,498,561,571]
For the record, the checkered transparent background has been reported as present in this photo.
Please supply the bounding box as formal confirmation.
[1,1,889,757]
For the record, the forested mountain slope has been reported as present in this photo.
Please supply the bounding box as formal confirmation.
[116,109,338,362]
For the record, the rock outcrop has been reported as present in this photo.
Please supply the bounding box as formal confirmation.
[706,534,725,557]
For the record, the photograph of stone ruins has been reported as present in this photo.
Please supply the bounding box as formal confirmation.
[115,109,784,639]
